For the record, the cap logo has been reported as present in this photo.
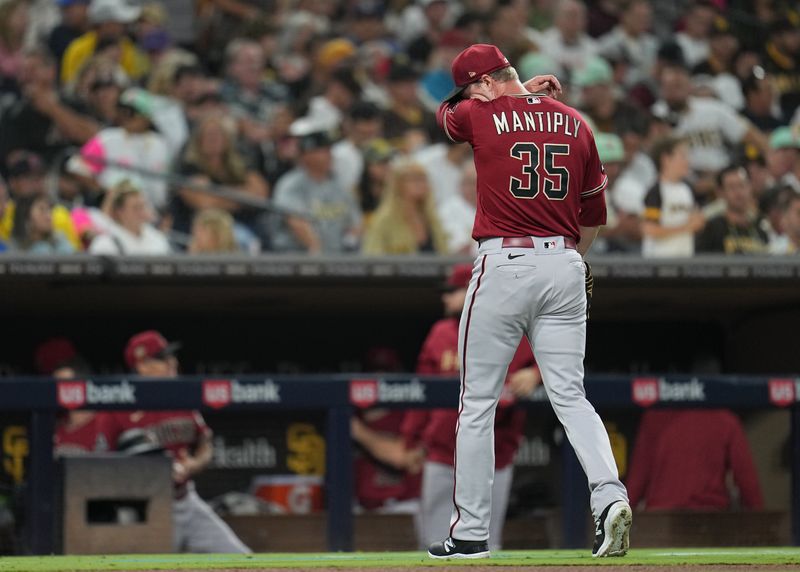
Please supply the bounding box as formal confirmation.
[134,346,146,358]
[468,71,476,77]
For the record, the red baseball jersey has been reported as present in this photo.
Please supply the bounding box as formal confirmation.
[437,94,607,241]
[402,318,533,469]
[54,412,119,456]
[353,409,422,510]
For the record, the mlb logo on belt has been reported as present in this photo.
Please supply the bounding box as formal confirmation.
[350,379,378,408]
[632,378,659,407]
[768,378,796,407]
[543,240,556,249]
[203,380,232,409]
[57,381,86,409]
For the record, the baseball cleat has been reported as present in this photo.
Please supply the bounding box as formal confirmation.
[427,537,490,559]
[592,500,632,557]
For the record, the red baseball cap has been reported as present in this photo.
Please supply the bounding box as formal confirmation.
[443,263,473,291]
[124,330,181,369]
[444,44,510,102]
[34,337,78,375]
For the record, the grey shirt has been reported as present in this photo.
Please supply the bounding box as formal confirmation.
[271,168,361,253]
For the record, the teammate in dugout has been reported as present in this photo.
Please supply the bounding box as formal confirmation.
[402,263,541,551]
[109,330,250,554]
[427,44,631,559]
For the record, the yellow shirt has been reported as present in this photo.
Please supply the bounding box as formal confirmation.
[61,32,149,85]
[0,202,82,251]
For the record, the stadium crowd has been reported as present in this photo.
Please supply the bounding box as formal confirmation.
[0,0,798,256]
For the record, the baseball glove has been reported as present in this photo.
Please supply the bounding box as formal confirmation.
[584,260,593,320]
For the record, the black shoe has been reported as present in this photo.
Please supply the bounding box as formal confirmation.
[427,537,490,559]
[592,500,632,557]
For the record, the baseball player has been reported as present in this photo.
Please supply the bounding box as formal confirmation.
[111,330,250,554]
[52,359,117,457]
[402,263,539,551]
[428,44,631,559]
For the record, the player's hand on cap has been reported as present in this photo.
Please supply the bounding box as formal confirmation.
[508,366,542,398]
[523,74,563,99]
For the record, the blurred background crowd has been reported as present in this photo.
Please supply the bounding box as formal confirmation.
[0,0,799,257]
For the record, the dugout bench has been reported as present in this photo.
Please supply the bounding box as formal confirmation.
[4,374,799,554]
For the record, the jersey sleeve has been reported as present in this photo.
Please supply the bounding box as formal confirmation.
[581,135,609,200]
[437,99,474,144]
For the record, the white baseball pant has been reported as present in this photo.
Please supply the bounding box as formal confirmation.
[450,236,628,542]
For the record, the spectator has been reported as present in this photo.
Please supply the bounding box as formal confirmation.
[48,0,91,76]
[765,127,800,193]
[355,138,395,224]
[675,1,716,69]
[627,409,763,511]
[78,87,171,210]
[0,48,100,175]
[762,19,800,121]
[10,195,76,254]
[439,160,478,255]
[0,0,30,92]
[575,56,648,137]
[188,208,239,254]
[414,138,472,209]
[691,15,745,111]
[89,180,170,255]
[742,66,785,132]
[587,0,623,39]
[0,151,81,250]
[596,132,642,253]
[271,128,362,254]
[114,330,251,553]
[537,0,598,75]
[71,57,128,127]
[381,57,439,152]
[61,0,148,85]
[362,160,448,255]
[597,0,658,89]
[652,61,767,202]
[332,101,384,196]
[770,192,800,254]
[220,39,288,146]
[404,0,458,66]
[174,114,269,246]
[641,136,705,258]
[301,67,362,134]
[696,165,769,254]
[484,3,538,66]
[418,29,471,111]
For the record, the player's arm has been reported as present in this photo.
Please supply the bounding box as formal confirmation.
[351,417,423,472]
[577,226,599,257]
[287,215,322,253]
[641,213,705,239]
[436,99,474,144]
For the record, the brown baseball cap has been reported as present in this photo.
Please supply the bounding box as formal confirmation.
[124,330,181,369]
[444,44,510,103]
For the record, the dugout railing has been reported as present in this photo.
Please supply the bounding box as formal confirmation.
[3,374,799,554]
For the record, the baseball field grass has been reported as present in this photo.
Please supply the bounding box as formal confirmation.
[1,548,799,571]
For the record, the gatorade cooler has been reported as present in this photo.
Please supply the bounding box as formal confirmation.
[251,475,324,514]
